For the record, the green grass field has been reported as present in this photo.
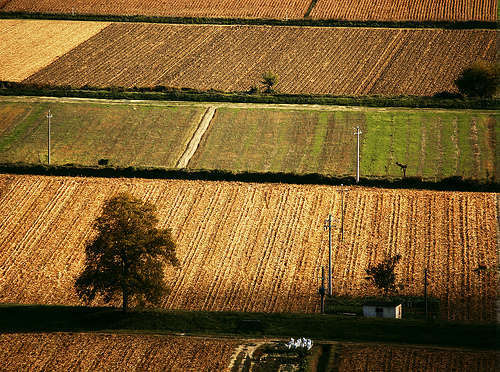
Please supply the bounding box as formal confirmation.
[191,107,498,182]
[0,100,203,167]
[0,98,497,182]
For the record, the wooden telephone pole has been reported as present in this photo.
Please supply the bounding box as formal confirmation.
[47,110,52,165]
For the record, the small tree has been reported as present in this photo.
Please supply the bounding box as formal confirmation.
[454,62,498,98]
[365,254,402,297]
[261,71,278,93]
[75,192,179,312]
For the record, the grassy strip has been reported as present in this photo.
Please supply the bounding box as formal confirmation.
[0,163,497,192]
[0,11,497,29]
[0,304,496,350]
[0,82,498,110]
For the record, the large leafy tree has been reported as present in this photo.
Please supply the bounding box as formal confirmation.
[75,192,179,312]
[365,254,402,297]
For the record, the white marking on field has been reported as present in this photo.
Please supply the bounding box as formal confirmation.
[176,106,216,168]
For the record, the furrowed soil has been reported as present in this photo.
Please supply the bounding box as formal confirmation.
[0,332,238,371]
[0,0,311,19]
[310,0,497,22]
[0,174,496,321]
[331,342,497,371]
[1,0,496,21]
[13,22,496,96]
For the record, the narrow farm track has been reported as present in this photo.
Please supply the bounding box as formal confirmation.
[176,106,216,168]
[0,174,496,321]
[16,22,496,97]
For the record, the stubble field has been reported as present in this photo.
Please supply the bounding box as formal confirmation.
[0,174,496,321]
[0,19,109,82]
[15,22,496,96]
[0,333,238,371]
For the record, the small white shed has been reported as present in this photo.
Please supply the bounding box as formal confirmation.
[362,302,402,319]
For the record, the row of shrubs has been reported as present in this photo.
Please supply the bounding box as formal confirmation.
[0,163,497,192]
[0,11,497,29]
[1,81,498,110]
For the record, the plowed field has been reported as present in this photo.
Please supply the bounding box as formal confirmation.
[336,343,497,371]
[1,0,496,21]
[0,333,238,371]
[0,19,109,82]
[311,0,497,22]
[0,0,310,19]
[0,174,496,321]
[19,22,496,96]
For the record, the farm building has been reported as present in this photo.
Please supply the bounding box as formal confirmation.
[363,302,402,319]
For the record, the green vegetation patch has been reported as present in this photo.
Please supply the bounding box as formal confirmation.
[1,99,497,183]
[191,107,498,182]
[0,101,204,167]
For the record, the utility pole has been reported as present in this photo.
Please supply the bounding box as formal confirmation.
[424,268,428,320]
[319,266,326,314]
[47,109,52,165]
[324,214,334,296]
[354,126,362,183]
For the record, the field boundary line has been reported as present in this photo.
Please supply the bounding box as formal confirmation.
[0,12,497,29]
[176,106,216,168]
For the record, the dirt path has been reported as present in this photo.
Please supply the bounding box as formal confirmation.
[176,106,215,168]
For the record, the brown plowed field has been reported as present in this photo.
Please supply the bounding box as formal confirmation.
[20,23,496,96]
[337,343,497,371]
[311,0,497,22]
[1,0,496,21]
[0,333,238,371]
[0,174,496,321]
[0,19,109,82]
[0,0,310,19]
